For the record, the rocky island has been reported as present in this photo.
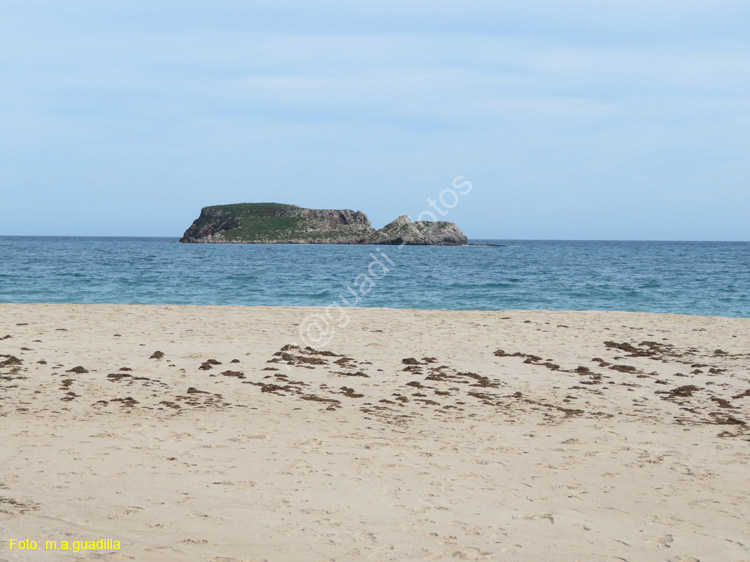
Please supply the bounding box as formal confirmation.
[180,203,467,245]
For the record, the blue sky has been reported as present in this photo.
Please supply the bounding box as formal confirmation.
[2,0,749,240]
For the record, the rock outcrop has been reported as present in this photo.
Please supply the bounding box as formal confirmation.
[180,203,467,245]
[365,216,467,245]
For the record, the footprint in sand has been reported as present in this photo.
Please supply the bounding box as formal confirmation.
[119,506,144,516]
[520,513,555,523]
[647,533,674,548]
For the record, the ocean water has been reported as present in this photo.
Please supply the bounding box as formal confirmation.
[0,237,748,317]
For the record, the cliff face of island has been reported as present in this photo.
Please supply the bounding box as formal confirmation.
[179,203,468,245]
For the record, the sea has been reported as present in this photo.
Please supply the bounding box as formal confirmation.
[0,237,748,318]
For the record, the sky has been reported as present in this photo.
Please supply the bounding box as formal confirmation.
[1,0,749,240]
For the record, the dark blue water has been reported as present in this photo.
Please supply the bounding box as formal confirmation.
[0,237,748,317]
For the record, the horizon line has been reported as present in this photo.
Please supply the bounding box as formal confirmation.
[1,235,748,243]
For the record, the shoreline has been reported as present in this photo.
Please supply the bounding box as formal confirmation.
[1,304,748,561]
[3,301,748,318]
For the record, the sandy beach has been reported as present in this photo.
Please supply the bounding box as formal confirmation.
[0,304,748,561]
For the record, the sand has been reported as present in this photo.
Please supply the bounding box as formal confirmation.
[0,304,748,561]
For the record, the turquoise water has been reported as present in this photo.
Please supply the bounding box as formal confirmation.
[0,237,748,317]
